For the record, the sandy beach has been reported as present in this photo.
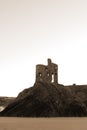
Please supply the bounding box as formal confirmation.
[0,117,87,130]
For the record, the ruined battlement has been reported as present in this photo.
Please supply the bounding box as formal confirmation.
[36,59,58,84]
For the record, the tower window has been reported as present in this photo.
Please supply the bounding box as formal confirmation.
[47,73,50,76]
[51,74,54,82]
[45,67,48,71]
[39,73,42,77]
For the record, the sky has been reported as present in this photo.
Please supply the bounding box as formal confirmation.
[0,0,87,96]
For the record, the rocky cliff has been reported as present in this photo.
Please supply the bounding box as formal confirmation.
[0,82,87,117]
[0,97,15,112]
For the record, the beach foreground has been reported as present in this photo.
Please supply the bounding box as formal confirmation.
[0,117,87,130]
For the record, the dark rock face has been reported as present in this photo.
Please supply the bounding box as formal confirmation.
[1,82,87,117]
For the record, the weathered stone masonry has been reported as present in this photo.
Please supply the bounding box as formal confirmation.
[36,59,58,84]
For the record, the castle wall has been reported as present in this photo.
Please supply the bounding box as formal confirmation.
[36,59,58,84]
[36,65,52,82]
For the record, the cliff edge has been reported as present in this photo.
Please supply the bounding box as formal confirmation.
[0,82,87,117]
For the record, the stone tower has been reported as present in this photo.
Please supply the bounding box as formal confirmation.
[36,59,58,84]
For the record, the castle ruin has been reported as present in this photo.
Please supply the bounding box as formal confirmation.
[36,59,58,84]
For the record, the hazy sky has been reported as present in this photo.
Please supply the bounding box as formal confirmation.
[0,0,87,96]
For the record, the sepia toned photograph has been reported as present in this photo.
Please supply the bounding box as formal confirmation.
[0,0,87,129]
